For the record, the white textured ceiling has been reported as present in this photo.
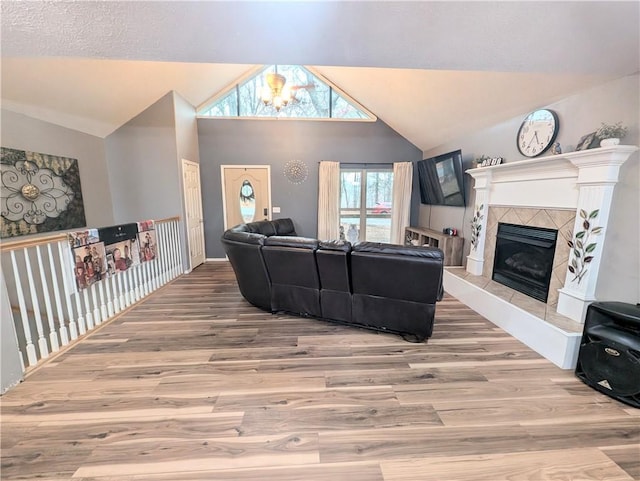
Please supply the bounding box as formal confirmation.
[1,1,638,150]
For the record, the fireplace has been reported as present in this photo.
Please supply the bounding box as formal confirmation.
[492,223,558,303]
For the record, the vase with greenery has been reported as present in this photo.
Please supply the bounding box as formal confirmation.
[595,122,627,147]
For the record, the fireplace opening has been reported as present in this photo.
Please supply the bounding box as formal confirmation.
[492,223,558,303]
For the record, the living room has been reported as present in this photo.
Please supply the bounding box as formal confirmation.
[1,2,639,479]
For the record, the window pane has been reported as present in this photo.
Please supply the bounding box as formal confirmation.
[340,170,362,242]
[365,170,393,243]
[339,168,393,243]
[201,89,238,117]
[199,65,374,121]
[331,90,370,119]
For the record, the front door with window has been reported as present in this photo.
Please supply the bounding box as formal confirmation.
[221,166,271,229]
[340,168,393,243]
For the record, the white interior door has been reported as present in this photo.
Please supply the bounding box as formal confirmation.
[182,159,206,270]
[221,165,271,229]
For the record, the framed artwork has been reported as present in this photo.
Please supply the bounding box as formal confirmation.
[576,132,597,151]
[1,147,86,238]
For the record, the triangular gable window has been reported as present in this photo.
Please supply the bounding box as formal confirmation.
[198,65,375,121]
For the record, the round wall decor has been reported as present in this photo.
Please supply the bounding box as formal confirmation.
[284,159,308,184]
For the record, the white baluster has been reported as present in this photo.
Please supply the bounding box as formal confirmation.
[169,221,178,279]
[49,243,69,345]
[118,271,127,308]
[83,289,94,329]
[23,248,49,358]
[36,245,59,352]
[104,275,115,317]
[58,241,79,339]
[163,223,171,283]
[73,291,86,335]
[123,270,132,307]
[98,280,109,320]
[90,283,101,325]
[142,261,150,297]
[132,265,141,301]
[151,255,159,291]
[157,223,167,285]
[10,251,38,366]
[112,275,121,313]
[175,220,184,275]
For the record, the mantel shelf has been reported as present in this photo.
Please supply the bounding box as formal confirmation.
[466,145,638,180]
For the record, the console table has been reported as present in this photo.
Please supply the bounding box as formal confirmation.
[404,226,464,266]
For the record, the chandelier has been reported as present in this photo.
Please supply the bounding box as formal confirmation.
[261,71,294,112]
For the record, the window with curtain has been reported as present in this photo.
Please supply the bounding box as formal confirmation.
[339,167,394,243]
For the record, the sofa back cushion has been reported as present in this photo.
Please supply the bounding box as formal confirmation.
[262,236,321,316]
[272,218,296,236]
[238,218,297,237]
[316,240,352,292]
[262,236,320,288]
[351,242,444,304]
[245,220,277,236]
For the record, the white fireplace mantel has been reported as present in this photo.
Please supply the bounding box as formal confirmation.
[465,144,638,323]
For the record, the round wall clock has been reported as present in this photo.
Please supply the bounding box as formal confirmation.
[516,109,559,157]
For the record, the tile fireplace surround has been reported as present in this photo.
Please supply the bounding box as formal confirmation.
[444,145,638,369]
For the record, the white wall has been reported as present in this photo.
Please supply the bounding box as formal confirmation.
[105,91,200,270]
[105,92,181,224]
[422,74,639,303]
[1,271,23,393]
[173,92,201,269]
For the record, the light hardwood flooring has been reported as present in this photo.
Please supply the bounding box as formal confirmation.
[1,262,638,480]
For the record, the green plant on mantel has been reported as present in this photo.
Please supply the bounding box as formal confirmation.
[567,209,602,284]
[595,122,628,140]
[470,204,484,251]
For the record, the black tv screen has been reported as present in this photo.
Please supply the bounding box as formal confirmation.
[417,149,465,206]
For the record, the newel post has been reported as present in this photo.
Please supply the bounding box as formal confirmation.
[466,169,492,275]
[557,146,638,322]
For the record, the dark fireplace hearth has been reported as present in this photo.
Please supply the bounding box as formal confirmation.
[492,223,558,303]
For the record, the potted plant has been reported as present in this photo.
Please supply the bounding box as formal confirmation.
[595,122,628,147]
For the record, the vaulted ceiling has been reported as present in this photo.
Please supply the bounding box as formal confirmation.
[2,1,638,151]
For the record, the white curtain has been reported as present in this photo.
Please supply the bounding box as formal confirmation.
[390,161,413,245]
[317,160,341,240]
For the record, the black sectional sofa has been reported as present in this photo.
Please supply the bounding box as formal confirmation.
[221,218,445,341]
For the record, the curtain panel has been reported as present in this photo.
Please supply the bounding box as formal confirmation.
[317,161,340,240]
[390,162,413,245]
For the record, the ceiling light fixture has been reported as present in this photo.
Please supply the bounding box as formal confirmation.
[261,69,293,112]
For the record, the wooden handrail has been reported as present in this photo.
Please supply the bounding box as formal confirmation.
[0,233,68,252]
[156,216,181,223]
[0,217,181,252]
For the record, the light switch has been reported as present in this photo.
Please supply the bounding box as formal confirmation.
[272,206,281,214]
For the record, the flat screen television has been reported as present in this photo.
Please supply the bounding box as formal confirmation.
[417,149,465,206]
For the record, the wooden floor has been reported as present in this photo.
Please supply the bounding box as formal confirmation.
[1,262,639,481]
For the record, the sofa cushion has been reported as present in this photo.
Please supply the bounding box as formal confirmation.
[263,236,319,250]
[245,220,277,236]
[353,241,444,259]
[222,230,265,245]
[272,218,297,236]
[319,240,352,252]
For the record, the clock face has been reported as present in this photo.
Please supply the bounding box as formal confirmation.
[517,109,559,157]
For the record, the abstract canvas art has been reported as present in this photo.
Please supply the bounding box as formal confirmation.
[1,147,86,238]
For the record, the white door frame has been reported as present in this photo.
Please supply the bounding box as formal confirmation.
[220,165,272,230]
[181,159,206,271]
